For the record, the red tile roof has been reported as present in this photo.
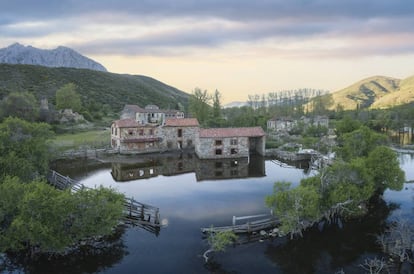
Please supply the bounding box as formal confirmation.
[164,118,199,127]
[112,118,139,128]
[199,127,265,138]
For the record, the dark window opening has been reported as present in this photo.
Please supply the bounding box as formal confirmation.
[231,139,238,145]
[215,171,223,177]
[215,162,223,168]
[178,129,182,137]
[231,160,238,167]
[215,140,222,146]
[215,149,222,155]
[231,148,238,154]
[187,139,192,147]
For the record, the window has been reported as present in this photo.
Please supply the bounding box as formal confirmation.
[231,160,238,167]
[230,170,238,176]
[215,171,223,177]
[187,139,193,147]
[215,149,222,155]
[149,129,153,135]
[215,162,223,168]
[128,130,133,135]
[115,128,118,136]
[178,129,182,137]
[230,139,238,145]
[215,140,222,146]
[139,129,144,136]
[231,148,238,154]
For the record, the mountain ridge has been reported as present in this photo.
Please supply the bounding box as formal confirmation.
[0,63,189,114]
[0,43,107,72]
[326,74,414,110]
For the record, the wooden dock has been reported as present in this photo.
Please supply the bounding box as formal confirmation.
[201,213,280,234]
[47,170,161,234]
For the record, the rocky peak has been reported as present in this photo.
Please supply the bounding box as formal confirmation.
[0,43,107,72]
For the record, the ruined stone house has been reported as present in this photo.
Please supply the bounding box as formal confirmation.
[195,127,265,159]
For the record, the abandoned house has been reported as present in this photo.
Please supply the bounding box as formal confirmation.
[195,127,265,159]
[267,115,329,132]
[111,118,160,154]
[120,104,184,125]
[112,104,266,158]
[161,118,199,150]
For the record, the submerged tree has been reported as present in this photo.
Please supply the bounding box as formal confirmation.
[203,230,237,263]
[265,124,405,238]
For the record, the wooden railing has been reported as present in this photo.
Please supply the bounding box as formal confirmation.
[47,170,161,234]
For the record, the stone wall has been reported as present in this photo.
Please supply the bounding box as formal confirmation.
[195,136,250,159]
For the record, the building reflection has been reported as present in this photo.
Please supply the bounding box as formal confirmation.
[111,153,266,182]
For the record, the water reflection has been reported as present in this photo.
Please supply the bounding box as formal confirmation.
[264,197,394,274]
[111,153,267,182]
[2,227,127,274]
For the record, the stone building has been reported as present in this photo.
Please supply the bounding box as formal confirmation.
[161,118,199,150]
[195,127,265,159]
[267,116,295,132]
[111,118,160,153]
[120,104,184,125]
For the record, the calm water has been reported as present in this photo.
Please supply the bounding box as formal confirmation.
[4,152,414,274]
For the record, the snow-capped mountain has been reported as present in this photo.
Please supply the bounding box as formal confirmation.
[0,43,107,72]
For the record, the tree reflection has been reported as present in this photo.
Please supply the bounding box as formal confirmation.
[2,226,128,274]
[264,197,396,273]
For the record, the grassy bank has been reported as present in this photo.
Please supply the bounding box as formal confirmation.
[51,129,110,152]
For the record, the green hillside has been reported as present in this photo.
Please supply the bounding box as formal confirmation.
[0,64,190,113]
[330,76,400,110]
[371,75,414,109]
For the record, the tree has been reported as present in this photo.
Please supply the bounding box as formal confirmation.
[311,93,333,115]
[365,146,405,191]
[337,126,387,161]
[0,178,124,257]
[212,89,222,120]
[0,117,54,182]
[55,83,82,112]
[265,123,404,238]
[203,230,237,262]
[0,91,39,122]
[188,87,211,125]
[265,181,321,238]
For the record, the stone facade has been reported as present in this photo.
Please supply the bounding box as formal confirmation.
[120,104,184,125]
[195,127,265,159]
[160,118,199,150]
[111,119,160,154]
[111,118,199,154]
[110,153,265,182]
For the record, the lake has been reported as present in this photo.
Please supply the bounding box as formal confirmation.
[5,152,414,273]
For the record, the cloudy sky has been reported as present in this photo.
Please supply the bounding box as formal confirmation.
[1,0,414,103]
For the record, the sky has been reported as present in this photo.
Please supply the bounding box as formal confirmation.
[1,0,414,104]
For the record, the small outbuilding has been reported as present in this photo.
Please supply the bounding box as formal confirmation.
[195,127,265,159]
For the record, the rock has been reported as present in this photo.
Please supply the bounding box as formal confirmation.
[259,230,267,236]
[0,43,107,71]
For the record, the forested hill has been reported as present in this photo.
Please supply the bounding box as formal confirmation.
[329,75,414,110]
[0,64,190,113]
